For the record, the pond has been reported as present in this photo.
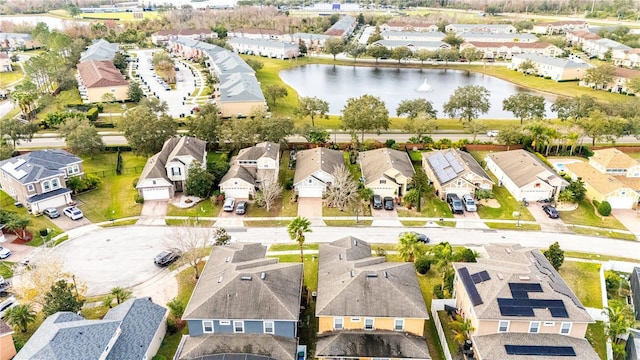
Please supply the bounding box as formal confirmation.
[279,64,557,119]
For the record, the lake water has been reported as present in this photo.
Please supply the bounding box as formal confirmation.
[279,64,556,119]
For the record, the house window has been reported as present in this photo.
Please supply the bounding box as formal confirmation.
[264,321,274,334]
[27,184,34,192]
[42,180,51,191]
[334,317,343,330]
[67,164,79,176]
[498,320,509,333]
[233,321,244,333]
[394,319,404,331]
[203,321,213,333]
[172,167,181,176]
[560,322,571,335]
[379,179,386,184]
[529,321,540,333]
[364,318,374,330]
[51,178,59,189]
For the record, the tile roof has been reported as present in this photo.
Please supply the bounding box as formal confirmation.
[293,148,344,185]
[325,16,356,36]
[512,53,590,69]
[176,334,297,360]
[485,149,568,188]
[316,237,429,318]
[359,148,415,187]
[0,149,81,185]
[453,243,592,323]
[315,330,431,359]
[472,333,600,359]
[591,148,640,169]
[182,243,302,321]
[565,162,633,195]
[77,60,128,88]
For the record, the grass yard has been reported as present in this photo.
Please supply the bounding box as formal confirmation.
[586,321,607,360]
[558,261,603,309]
[78,11,161,21]
[401,220,427,226]
[561,199,628,230]
[397,195,453,218]
[75,152,146,222]
[564,251,640,263]
[323,203,372,217]
[0,66,23,85]
[268,243,319,252]
[570,226,637,241]
[244,220,291,227]
[166,199,221,217]
[324,220,373,226]
[0,262,14,278]
[0,191,63,246]
[36,89,82,120]
[416,270,447,360]
[485,222,541,231]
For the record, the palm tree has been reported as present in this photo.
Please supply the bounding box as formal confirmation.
[429,242,455,291]
[111,287,132,305]
[397,232,421,262]
[451,315,475,345]
[5,303,37,332]
[603,301,634,360]
[287,216,312,263]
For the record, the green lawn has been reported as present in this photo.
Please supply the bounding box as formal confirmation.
[561,199,628,230]
[397,195,453,218]
[323,203,372,217]
[564,251,640,263]
[558,261,603,308]
[75,152,146,222]
[166,199,221,217]
[0,66,23,85]
[570,227,637,241]
[268,243,319,252]
[485,222,541,231]
[586,321,607,360]
[0,262,14,278]
[324,219,373,226]
[36,89,82,120]
[416,270,447,360]
[0,191,63,246]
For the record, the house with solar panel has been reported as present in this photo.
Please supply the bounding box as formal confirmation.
[452,243,599,360]
[422,149,494,200]
[315,237,431,360]
[173,243,303,360]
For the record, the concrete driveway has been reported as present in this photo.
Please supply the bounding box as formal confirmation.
[454,210,489,229]
[527,203,570,233]
[371,205,402,227]
[612,209,640,238]
[49,208,93,231]
[137,200,168,226]
[297,198,322,219]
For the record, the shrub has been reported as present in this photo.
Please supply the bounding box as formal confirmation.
[87,107,99,121]
[385,139,396,148]
[433,284,445,299]
[134,193,144,204]
[597,200,611,216]
[39,228,48,236]
[132,177,139,189]
[166,318,178,335]
[454,248,477,263]
[415,258,431,274]
[284,178,294,190]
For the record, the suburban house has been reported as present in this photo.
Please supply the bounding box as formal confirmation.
[0,149,83,214]
[453,243,598,360]
[627,329,640,360]
[445,24,517,34]
[532,20,588,35]
[589,148,640,178]
[0,53,11,72]
[324,16,357,38]
[460,42,561,59]
[228,37,300,59]
[509,53,591,81]
[76,60,129,103]
[168,37,266,118]
[583,38,631,60]
[380,21,439,32]
[631,267,640,321]
[80,39,119,62]
[15,298,167,360]
[381,31,446,41]
[459,32,539,43]
[359,148,415,198]
[315,237,431,360]
[581,67,640,94]
[371,40,451,52]
[174,242,303,360]
[565,162,639,209]
[566,29,601,47]
[282,32,330,52]
[227,28,286,40]
[422,149,494,200]
[151,28,218,45]
[484,149,568,202]
[0,33,40,50]
[613,48,640,68]
[293,148,344,198]
[136,136,207,201]
[219,142,280,199]
[0,320,16,360]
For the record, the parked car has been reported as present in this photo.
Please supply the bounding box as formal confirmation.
[446,193,464,214]
[0,278,11,297]
[0,296,17,319]
[154,249,181,267]
[0,247,11,259]
[43,208,60,219]
[542,205,559,219]
[223,198,236,212]
[462,194,477,212]
[399,231,430,243]
[383,196,394,211]
[487,130,500,137]
[235,201,248,215]
[372,195,383,209]
[63,206,84,220]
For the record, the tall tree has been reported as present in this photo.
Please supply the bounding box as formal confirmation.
[410,168,431,212]
[397,98,438,136]
[59,117,104,158]
[4,303,36,332]
[264,85,288,106]
[120,105,177,156]
[502,93,546,124]
[346,43,367,62]
[324,37,345,61]
[443,85,490,123]
[551,95,599,121]
[341,94,390,142]
[186,161,215,198]
[414,49,434,65]
[166,222,212,279]
[626,76,640,95]
[301,125,330,144]
[517,59,536,75]
[583,64,616,90]
[0,117,38,147]
[127,82,144,102]
[255,177,283,212]
[10,81,38,119]
[366,46,391,64]
[578,109,626,146]
[451,315,475,345]
[428,242,455,291]
[443,33,464,48]
[110,287,132,305]
[287,216,312,263]
[294,96,329,127]
[188,103,222,146]
[496,126,524,150]
[603,300,634,360]
[42,279,85,316]
[255,116,294,145]
[324,164,359,211]
[543,242,565,270]
[390,46,412,63]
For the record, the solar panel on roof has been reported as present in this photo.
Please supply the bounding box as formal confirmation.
[510,283,544,292]
[428,152,458,183]
[505,345,576,356]
[459,267,483,306]
[498,298,569,318]
[479,270,490,282]
[444,151,465,173]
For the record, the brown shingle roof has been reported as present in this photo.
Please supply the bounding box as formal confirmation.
[77,60,128,88]
[591,148,639,169]
[472,333,599,360]
[565,162,630,195]
[359,148,415,186]
[293,148,344,185]
[316,330,431,359]
[613,67,640,79]
[176,333,297,360]
[231,28,284,35]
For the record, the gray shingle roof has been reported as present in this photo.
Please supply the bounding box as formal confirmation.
[27,187,72,203]
[176,334,297,360]
[512,53,590,70]
[228,37,299,50]
[316,237,429,318]
[219,72,266,103]
[372,40,450,49]
[293,148,344,185]
[485,149,568,188]
[325,16,356,36]
[423,149,492,186]
[460,32,539,42]
[0,149,82,185]
[80,39,119,62]
[359,148,415,187]
[137,136,206,186]
[472,333,600,359]
[183,243,303,321]
[315,330,431,359]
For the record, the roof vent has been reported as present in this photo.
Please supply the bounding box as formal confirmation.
[240,276,252,281]
[225,256,231,262]
[384,271,388,278]
[350,270,355,277]
[505,248,512,254]
[353,239,358,246]
[518,276,531,281]
[339,253,342,260]
[218,275,224,283]
[497,273,504,280]
[260,272,266,280]
[367,273,378,278]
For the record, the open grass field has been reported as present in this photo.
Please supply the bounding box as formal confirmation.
[0,66,23,85]
[561,199,628,230]
[558,261,603,308]
[36,89,82,120]
[78,11,161,21]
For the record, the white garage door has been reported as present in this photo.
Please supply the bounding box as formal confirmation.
[222,187,249,199]
[142,187,170,200]
[607,197,636,209]
[35,196,67,212]
[297,186,324,198]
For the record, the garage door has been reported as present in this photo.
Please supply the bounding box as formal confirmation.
[142,187,170,200]
[34,196,67,212]
[607,197,636,209]
[222,187,249,199]
[297,186,323,198]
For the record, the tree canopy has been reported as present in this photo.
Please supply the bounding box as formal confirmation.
[502,93,546,124]
[120,102,177,156]
[294,96,329,127]
[42,279,84,316]
[341,94,390,142]
[443,85,490,123]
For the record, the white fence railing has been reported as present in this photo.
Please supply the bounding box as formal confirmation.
[431,298,457,360]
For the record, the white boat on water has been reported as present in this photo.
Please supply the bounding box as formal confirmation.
[417,78,433,92]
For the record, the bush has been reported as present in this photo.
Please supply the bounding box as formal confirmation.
[433,284,445,299]
[39,228,48,236]
[284,178,294,190]
[66,174,102,194]
[134,193,144,204]
[453,248,477,263]
[87,107,99,121]
[597,200,611,216]
[415,258,431,274]
[132,177,139,189]
[166,318,178,335]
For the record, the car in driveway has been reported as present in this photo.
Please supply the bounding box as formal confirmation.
[446,193,464,214]
[372,195,383,210]
[63,206,84,220]
[154,249,181,267]
[383,196,394,210]
[399,231,430,243]
[461,194,477,212]
[235,201,247,215]
[0,247,11,259]
[43,208,60,219]
[223,198,236,212]
[542,205,559,219]
[0,295,17,319]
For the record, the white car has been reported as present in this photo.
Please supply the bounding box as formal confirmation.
[223,198,236,212]
[0,296,18,319]
[0,247,10,259]
[487,130,500,137]
[63,206,84,220]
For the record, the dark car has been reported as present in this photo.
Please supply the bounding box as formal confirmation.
[372,195,383,209]
[43,208,60,219]
[446,193,464,214]
[235,201,248,215]
[154,249,181,267]
[542,205,559,219]
[383,196,394,210]
[399,231,430,243]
